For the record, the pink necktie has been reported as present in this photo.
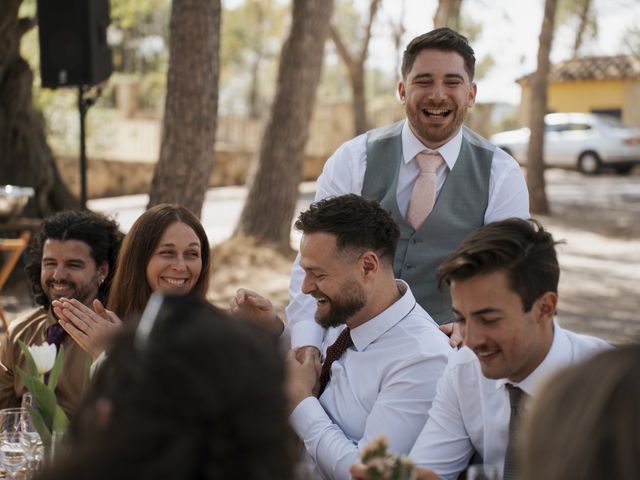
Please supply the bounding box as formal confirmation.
[407,152,443,230]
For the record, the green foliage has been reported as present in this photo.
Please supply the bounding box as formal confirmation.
[111,0,169,30]
[16,342,69,448]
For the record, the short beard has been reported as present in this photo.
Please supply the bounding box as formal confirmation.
[315,283,366,329]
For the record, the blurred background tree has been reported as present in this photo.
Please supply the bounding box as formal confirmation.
[0,0,78,217]
[233,0,334,254]
[147,0,221,215]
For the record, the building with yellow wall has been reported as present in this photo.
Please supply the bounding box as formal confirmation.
[518,54,640,128]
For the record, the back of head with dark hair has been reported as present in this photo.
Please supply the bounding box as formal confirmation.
[25,210,122,308]
[401,27,476,80]
[294,194,400,266]
[521,344,640,480]
[107,204,211,319]
[42,295,295,480]
[436,218,560,312]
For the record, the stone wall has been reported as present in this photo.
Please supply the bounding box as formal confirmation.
[56,147,328,199]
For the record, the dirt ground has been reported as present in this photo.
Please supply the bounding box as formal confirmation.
[3,171,639,345]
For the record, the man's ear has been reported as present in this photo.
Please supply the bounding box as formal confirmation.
[98,261,109,280]
[397,80,406,105]
[360,251,379,279]
[535,291,557,324]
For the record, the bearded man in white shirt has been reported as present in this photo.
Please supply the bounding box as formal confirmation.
[286,27,529,365]
[250,194,449,480]
[351,218,611,480]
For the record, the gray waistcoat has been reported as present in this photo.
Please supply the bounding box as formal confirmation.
[362,121,493,324]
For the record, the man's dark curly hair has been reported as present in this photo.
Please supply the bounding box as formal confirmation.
[45,295,296,480]
[401,27,476,80]
[436,218,561,312]
[294,194,400,266]
[24,210,122,308]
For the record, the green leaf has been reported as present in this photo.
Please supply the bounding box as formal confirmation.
[17,340,38,377]
[52,405,69,433]
[17,368,57,430]
[48,344,65,391]
[26,404,52,448]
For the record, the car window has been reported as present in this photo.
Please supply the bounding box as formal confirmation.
[546,123,571,132]
[568,123,591,131]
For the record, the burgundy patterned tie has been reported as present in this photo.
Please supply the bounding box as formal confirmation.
[318,327,352,396]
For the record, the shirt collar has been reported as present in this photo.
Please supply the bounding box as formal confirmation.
[496,322,569,396]
[350,279,417,352]
[401,120,463,171]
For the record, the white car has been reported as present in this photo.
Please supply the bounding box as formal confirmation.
[490,112,640,174]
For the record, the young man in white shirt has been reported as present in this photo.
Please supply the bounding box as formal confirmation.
[287,27,529,363]
[351,218,610,480]
[243,194,452,480]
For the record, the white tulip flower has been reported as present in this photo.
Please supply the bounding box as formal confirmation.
[28,343,57,375]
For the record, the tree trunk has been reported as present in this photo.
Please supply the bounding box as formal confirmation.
[234,0,334,254]
[0,0,78,217]
[527,0,558,215]
[572,0,592,57]
[147,0,220,217]
[388,0,407,75]
[433,0,463,30]
[330,0,380,136]
[247,0,266,120]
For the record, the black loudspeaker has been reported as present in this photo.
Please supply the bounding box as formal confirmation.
[37,0,113,88]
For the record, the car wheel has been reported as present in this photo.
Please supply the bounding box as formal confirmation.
[578,152,601,175]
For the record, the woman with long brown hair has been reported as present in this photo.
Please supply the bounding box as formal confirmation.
[52,203,211,359]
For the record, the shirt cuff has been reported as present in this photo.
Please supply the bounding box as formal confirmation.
[290,321,325,350]
[289,395,329,438]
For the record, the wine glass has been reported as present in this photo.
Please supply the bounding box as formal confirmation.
[0,408,25,434]
[467,464,500,480]
[20,393,44,473]
[0,408,30,478]
[0,432,27,479]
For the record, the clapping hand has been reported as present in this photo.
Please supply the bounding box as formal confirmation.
[439,322,464,348]
[52,298,122,360]
[230,288,284,336]
[286,348,321,411]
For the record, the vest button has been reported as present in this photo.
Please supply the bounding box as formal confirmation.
[405,263,414,269]
[412,238,422,244]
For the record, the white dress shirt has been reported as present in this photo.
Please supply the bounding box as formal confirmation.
[289,280,452,480]
[409,322,611,480]
[286,121,530,349]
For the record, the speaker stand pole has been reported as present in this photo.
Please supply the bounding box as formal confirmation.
[78,85,98,209]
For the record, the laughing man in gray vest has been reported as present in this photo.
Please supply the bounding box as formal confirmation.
[286,27,529,361]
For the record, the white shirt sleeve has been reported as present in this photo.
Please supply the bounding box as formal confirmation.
[285,135,368,349]
[290,352,447,480]
[485,148,530,223]
[409,362,475,480]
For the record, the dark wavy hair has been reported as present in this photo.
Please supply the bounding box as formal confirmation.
[24,210,122,308]
[294,194,400,266]
[107,204,210,319]
[401,27,476,80]
[437,218,561,312]
[39,295,295,480]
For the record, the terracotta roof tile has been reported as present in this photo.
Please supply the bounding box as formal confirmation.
[518,54,640,84]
